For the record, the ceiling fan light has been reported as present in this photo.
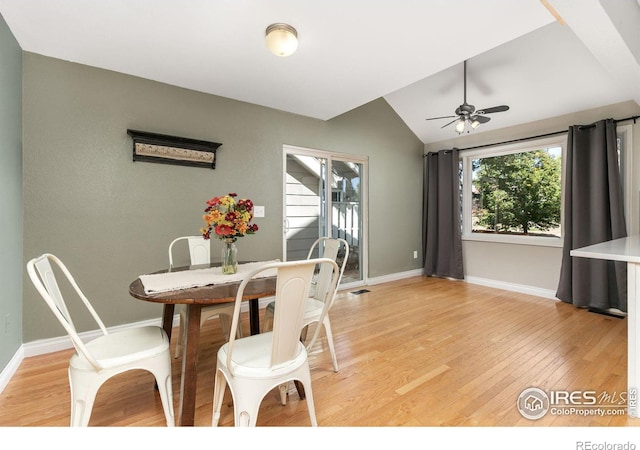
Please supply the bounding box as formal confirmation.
[471,119,480,129]
[455,120,466,133]
[265,23,298,57]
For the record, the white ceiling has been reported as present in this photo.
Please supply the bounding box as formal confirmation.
[1,0,639,144]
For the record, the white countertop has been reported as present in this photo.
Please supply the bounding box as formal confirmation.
[570,235,640,263]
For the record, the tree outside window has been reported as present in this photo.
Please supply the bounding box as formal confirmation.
[460,137,565,247]
[472,148,561,237]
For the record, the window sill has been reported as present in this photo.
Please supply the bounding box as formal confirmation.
[462,233,563,248]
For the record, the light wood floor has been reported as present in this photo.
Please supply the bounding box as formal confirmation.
[1,275,639,427]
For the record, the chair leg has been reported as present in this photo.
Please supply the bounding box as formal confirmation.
[323,317,339,372]
[278,383,288,406]
[233,395,262,427]
[262,315,273,333]
[151,353,175,427]
[69,371,100,427]
[219,313,244,340]
[297,369,317,426]
[212,370,228,427]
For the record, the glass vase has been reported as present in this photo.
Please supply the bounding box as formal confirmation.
[221,239,238,275]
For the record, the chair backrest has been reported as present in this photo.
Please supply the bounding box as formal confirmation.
[26,253,107,369]
[306,237,349,305]
[226,258,339,375]
[168,235,210,268]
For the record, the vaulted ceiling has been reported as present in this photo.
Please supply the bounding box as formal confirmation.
[1,0,638,144]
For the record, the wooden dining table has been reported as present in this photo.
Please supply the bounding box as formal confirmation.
[128,262,277,426]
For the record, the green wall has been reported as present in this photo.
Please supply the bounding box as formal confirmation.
[21,53,424,343]
[0,13,23,370]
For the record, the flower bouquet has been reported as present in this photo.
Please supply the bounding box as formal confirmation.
[200,193,259,274]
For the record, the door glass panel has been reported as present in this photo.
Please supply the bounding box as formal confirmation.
[330,159,362,283]
[285,154,326,261]
[285,151,364,285]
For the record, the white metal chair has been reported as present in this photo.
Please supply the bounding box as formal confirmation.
[211,258,339,427]
[169,236,242,358]
[263,237,349,372]
[26,253,175,427]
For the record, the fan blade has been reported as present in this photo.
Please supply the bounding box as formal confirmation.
[441,118,460,129]
[425,114,457,121]
[476,105,509,115]
[472,115,491,124]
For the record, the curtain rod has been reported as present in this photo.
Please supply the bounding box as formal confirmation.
[423,115,639,155]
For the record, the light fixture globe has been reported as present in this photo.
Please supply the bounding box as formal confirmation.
[265,23,298,57]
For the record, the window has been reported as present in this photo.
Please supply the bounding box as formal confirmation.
[461,136,565,247]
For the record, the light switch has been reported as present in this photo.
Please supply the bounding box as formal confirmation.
[254,206,265,217]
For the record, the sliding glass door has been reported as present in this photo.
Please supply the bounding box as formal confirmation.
[283,145,367,286]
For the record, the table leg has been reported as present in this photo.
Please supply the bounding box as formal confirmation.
[249,298,260,335]
[161,304,175,341]
[178,304,202,426]
[294,381,306,399]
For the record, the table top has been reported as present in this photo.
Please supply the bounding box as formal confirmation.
[129,262,277,305]
[570,235,640,263]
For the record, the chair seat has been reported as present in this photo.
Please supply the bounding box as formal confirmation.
[70,326,169,370]
[218,332,307,378]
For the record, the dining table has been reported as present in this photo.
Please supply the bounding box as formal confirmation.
[128,260,279,426]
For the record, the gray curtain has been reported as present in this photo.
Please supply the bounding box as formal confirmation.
[556,119,627,312]
[423,149,464,279]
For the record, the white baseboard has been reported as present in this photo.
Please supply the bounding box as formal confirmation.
[464,276,559,300]
[366,269,558,300]
[367,268,424,285]
[0,346,25,394]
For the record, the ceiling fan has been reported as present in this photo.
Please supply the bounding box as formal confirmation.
[425,60,509,134]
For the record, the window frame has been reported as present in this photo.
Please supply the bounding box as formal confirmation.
[461,135,566,248]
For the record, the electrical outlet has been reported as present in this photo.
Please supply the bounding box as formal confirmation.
[413,250,418,259]
[254,205,265,217]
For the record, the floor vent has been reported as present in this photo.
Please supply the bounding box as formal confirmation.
[350,289,370,295]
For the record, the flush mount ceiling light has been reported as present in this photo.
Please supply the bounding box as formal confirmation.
[265,23,298,57]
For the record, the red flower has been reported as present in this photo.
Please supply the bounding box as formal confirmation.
[215,224,233,237]
[206,196,220,207]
